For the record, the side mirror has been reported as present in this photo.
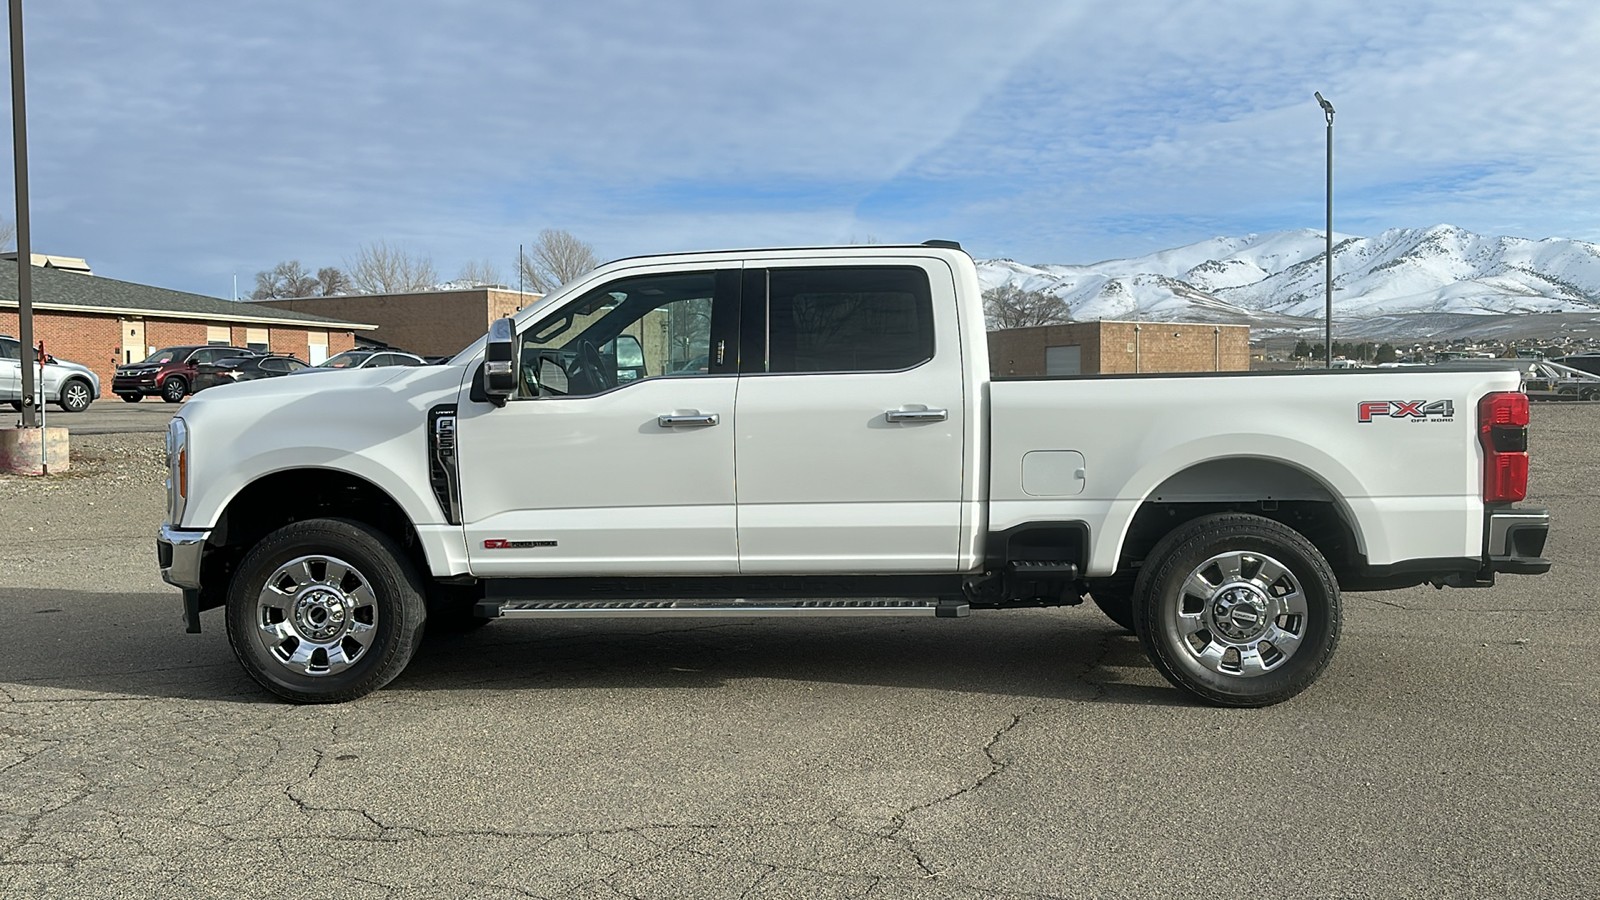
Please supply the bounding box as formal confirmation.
[482,317,517,404]
[613,334,646,383]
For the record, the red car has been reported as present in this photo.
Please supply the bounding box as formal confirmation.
[112,345,260,403]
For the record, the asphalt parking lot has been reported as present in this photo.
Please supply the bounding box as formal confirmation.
[2,406,1596,898]
[12,392,186,435]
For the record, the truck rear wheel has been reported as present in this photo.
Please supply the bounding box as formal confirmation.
[1133,513,1340,707]
[225,518,426,703]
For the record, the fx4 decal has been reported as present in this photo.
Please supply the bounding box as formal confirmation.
[1358,399,1455,423]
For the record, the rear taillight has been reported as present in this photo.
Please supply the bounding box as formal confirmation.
[1478,391,1529,502]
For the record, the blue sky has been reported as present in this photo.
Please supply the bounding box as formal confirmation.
[4,0,1599,297]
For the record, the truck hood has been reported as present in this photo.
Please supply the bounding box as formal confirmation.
[175,363,469,531]
[185,365,421,407]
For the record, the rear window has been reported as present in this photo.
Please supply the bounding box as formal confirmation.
[764,266,935,374]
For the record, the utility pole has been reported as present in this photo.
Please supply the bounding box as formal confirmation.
[1315,91,1335,369]
[9,0,36,427]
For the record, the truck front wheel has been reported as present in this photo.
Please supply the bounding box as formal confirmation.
[225,518,426,703]
[1133,513,1340,707]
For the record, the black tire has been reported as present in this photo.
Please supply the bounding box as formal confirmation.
[225,518,427,703]
[1086,573,1138,633]
[120,393,142,403]
[161,376,188,403]
[1133,513,1340,707]
[57,378,93,413]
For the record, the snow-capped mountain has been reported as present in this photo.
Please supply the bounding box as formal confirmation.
[977,225,1600,327]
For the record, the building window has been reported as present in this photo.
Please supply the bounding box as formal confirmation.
[246,327,269,352]
[206,325,230,345]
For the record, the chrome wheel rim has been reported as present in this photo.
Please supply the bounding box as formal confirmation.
[163,380,185,400]
[254,555,379,676]
[1171,551,1307,677]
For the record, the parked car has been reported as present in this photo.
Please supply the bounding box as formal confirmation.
[192,355,310,393]
[113,345,261,403]
[291,349,427,373]
[0,334,102,412]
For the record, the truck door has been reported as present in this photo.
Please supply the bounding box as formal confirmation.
[733,261,967,573]
[454,266,743,576]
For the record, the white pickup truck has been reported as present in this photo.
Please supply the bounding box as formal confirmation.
[157,242,1550,706]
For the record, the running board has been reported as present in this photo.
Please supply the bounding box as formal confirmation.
[477,598,971,620]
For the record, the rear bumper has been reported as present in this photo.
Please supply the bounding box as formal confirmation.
[1485,506,1551,575]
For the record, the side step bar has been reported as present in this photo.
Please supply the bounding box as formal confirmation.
[477,598,971,620]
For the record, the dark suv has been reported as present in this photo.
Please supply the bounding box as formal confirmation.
[113,345,260,403]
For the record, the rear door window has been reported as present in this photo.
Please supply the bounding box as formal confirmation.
[755,266,935,374]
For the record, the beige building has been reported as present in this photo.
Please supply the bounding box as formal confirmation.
[987,321,1251,377]
[252,287,540,359]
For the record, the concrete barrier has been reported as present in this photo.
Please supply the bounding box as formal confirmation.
[0,426,70,475]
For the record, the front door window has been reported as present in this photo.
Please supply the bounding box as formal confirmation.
[517,272,721,398]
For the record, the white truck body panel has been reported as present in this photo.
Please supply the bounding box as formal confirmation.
[733,255,970,573]
[988,369,1518,576]
[171,245,1521,584]
[457,375,741,575]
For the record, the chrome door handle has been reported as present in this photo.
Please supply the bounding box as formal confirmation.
[886,407,948,423]
[658,412,720,427]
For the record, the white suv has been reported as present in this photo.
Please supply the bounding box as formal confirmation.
[0,334,102,413]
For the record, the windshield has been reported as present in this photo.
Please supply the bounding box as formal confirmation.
[140,347,189,365]
[318,351,373,369]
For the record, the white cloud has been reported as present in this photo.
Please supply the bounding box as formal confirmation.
[2,0,1598,293]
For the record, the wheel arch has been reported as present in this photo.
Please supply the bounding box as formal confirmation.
[59,374,96,402]
[196,467,434,615]
[1108,455,1369,581]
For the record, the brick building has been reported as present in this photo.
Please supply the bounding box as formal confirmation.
[987,321,1251,377]
[250,287,539,359]
[1,259,375,386]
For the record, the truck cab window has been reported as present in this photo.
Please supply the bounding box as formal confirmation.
[517,271,719,399]
[764,266,934,374]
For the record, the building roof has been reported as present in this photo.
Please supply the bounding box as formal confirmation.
[0,263,376,330]
[0,251,92,274]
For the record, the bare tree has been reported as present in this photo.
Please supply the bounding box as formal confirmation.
[457,258,504,288]
[316,266,351,297]
[251,260,321,299]
[982,283,1070,329]
[346,240,439,294]
[518,229,599,293]
[0,219,14,251]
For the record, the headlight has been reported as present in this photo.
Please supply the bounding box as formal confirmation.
[166,416,189,525]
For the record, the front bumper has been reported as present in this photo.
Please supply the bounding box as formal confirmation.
[113,375,160,395]
[1486,506,1551,575]
[158,525,209,633]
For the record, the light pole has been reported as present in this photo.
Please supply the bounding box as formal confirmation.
[9,0,37,427]
[1315,91,1335,369]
